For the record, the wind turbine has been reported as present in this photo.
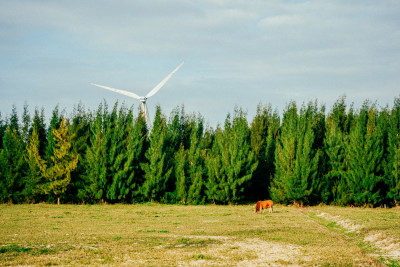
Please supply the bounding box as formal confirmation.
[91,62,184,126]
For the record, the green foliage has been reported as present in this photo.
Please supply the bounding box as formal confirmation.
[249,103,280,201]
[141,106,172,202]
[205,108,258,204]
[23,126,46,202]
[345,101,385,206]
[38,118,79,204]
[271,101,323,206]
[0,126,26,203]
[1,96,400,206]
[386,97,400,205]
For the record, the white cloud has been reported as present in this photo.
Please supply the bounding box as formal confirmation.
[0,1,400,126]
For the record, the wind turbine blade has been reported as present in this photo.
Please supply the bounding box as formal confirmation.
[90,83,141,100]
[145,62,184,98]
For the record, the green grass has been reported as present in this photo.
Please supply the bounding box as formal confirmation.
[0,204,398,265]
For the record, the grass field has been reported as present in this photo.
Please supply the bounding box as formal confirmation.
[1,204,399,266]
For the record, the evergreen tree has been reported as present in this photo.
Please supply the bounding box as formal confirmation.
[141,106,172,202]
[386,97,400,205]
[30,108,47,157]
[67,103,91,203]
[0,112,6,150]
[46,106,62,163]
[21,103,30,144]
[107,104,147,203]
[205,108,258,204]
[24,126,46,202]
[271,102,322,206]
[39,118,78,205]
[85,102,109,203]
[323,96,348,204]
[0,126,26,203]
[249,104,280,201]
[175,115,206,204]
[345,102,385,206]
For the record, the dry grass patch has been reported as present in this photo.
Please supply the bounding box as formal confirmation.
[0,204,384,265]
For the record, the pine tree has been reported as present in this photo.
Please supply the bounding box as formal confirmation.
[0,126,26,203]
[31,108,47,157]
[0,108,26,203]
[175,115,206,204]
[175,144,188,203]
[85,102,109,203]
[386,97,400,205]
[206,108,258,204]
[345,102,384,206]
[24,126,46,202]
[39,118,78,205]
[67,103,91,203]
[46,106,62,163]
[271,102,322,206]
[0,112,6,150]
[249,104,280,201]
[21,103,31,144]
[107,104,147,203]
[141,106,172,202]
[323,96,348,204]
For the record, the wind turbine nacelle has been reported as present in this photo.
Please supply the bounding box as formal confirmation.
[139,97,147,103]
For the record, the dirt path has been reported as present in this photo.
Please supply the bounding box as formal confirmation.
[310,210,400,261]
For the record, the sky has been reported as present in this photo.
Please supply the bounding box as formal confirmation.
[1,0,399,127]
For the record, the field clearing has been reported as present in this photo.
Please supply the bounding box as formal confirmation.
[0,204,399,266]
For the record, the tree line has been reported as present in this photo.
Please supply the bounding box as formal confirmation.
[0,96,399,206]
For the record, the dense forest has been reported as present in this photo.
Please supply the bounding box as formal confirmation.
[0,96,399,207]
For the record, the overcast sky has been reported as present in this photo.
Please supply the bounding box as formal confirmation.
[1,1,399,127]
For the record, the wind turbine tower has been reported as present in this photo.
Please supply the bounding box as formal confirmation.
[91,62,184,126]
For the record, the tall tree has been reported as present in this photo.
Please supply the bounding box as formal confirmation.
[175,115,206,204]
[271,102,322,206]
[0,108,25,203]
[249,104,280,201]
[345,101,385,206]
[205,108,258,204]
[0,126,25,203]
[24,126,46,203]
[141,106,172,202]
[45,106,62,163]
[67,103,91,203]
[323,96,348,204]
[39,118,78,205]
[85,102,109,203]
[386,97,400,205]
